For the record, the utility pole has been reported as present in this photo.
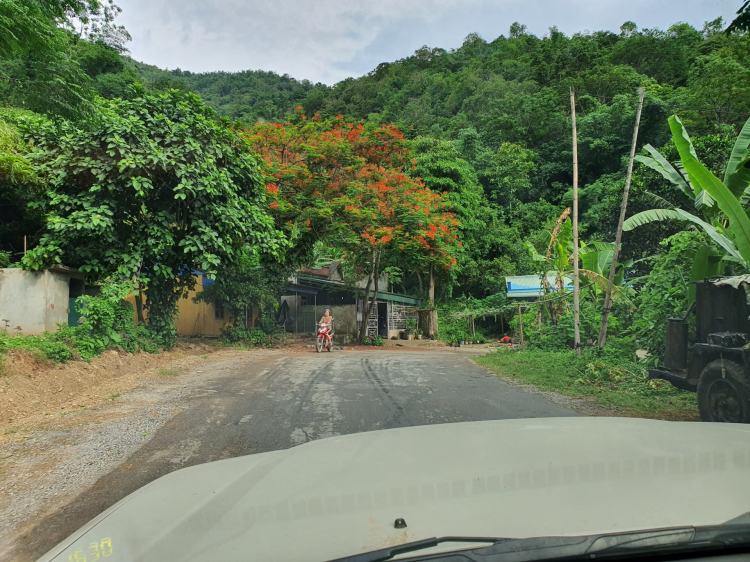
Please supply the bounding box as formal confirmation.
[570,88,581,357]
[598,88,645,348]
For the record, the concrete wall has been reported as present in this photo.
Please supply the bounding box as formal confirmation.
[0,269,71,334]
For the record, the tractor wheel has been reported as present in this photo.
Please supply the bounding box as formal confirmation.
[697,359,750,423]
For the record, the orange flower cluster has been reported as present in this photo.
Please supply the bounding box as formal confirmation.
[241,114,459,273]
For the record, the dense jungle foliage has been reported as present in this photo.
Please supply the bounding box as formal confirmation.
[2,0,750,367]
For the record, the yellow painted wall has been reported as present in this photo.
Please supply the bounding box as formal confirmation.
[125,275,260,337]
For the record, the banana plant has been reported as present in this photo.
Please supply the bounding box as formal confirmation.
[623,115,750,284]
[525,220,633,305]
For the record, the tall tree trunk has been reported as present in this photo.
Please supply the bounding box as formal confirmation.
[598,88,645,348]
[416,271,423,293]
[358,250,380,343]
[135,285,146,326]
[426,263,438,338]
[428,263,435,307]
[570,88,581,357]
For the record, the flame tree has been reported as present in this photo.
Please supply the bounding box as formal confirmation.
[244,111,459,341]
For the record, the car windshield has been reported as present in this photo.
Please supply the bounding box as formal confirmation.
[2,1,750,562]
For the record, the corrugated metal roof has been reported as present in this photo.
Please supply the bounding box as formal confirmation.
[506,273,573,299]
[294,275,422,306]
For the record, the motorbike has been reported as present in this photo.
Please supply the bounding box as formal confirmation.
[316,322,334,353]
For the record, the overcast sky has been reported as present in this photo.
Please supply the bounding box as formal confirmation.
[117,0,739,85]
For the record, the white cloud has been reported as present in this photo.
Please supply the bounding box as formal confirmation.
[117,0,738,84]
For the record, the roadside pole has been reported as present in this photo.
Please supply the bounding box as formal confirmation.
[598,87,645,348]
[517,303,525,351]
[570,88,581,357]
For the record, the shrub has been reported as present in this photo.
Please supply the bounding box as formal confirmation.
[0,330,73,363]
[362,335,385,346]
[220,325,274,347]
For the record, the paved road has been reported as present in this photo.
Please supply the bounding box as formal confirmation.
[16,349,578,560]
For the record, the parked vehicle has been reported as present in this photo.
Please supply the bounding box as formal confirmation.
[649,276,750,423]
[316,321,334,352]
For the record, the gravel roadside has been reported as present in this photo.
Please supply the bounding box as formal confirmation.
[0,349,264,561]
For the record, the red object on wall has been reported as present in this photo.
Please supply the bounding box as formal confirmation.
[51,304,54,309]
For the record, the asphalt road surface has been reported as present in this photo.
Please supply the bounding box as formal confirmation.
[16,349,578,560]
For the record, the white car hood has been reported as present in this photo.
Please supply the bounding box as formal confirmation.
[40,417,750,561]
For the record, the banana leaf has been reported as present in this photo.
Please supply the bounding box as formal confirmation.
[580,245,614,276]
[724,117,750,198]
[694,189,715,211]
[668,116,699,195]
[578,269,635,307]
[623,207,742,261]
[641,190,675,210]
[635,144,693,200]
[525,241,546,262]
[670,116,750,264]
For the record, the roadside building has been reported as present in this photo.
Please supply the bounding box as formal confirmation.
[0,265,86,335]
[505,273,573,301]
[124,272,260,338]
[280,264,421,343]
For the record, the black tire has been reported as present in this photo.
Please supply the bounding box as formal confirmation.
[697,359,750,423]
[316,338,323,353]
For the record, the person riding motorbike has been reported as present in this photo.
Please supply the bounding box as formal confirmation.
[318,309,334,329]
[316,309,334,351]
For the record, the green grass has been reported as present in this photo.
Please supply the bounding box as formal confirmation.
[156,369,178,377]
[109,393,120,401]
[0,330,75,365]
[474,348,698,421]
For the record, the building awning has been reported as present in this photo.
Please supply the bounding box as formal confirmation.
[293,275,421,306]
[506,273,573,299]
[286,283,319,295]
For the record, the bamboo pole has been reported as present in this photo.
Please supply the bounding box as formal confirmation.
[517,303,525,351]
[570,88,581,357]
[598,88,645,348]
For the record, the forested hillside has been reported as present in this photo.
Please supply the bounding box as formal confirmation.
[127,59,328,124]
[128,18,750,269]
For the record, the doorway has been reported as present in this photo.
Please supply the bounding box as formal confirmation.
[377,302,388,338]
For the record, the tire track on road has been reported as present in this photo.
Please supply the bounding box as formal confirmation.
[361,357,407,425]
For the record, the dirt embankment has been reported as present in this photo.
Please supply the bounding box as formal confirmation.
[0,341,221,439]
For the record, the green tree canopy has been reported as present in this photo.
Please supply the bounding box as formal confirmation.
[21,88,286,343]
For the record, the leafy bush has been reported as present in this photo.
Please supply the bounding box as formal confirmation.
[72,282,163,360]
[362,335,385,346]
[520,316,574,350]
[220,325,275,347]
[631,231,703,362]
[439,313,488,345]
[0,330,73,363]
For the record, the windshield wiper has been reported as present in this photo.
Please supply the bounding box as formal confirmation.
[327,518,750,562]
[327,536,506,562]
